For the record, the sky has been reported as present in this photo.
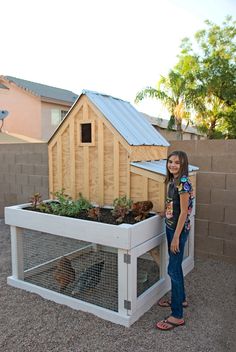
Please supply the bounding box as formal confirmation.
[1,0,236,117]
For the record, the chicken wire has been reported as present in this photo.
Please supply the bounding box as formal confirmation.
[137,246,161,297]
[184,237,190,259]
[22,230,118,312]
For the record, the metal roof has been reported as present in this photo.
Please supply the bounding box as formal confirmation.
[82,90,170,147]
[5,76,78,104]
[131,159,199,176]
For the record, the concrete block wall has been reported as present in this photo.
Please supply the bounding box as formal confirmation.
[169,140,236,264]
[1,140,235,263]
[0,143,49,217]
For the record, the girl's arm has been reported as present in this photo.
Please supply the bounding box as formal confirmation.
[170,192,189,253]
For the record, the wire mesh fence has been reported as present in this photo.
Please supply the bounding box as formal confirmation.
[23,230,118,311]
[137,245,161,297]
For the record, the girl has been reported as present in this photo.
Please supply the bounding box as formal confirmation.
[156,150,194,331]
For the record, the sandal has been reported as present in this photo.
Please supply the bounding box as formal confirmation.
[156,318,185,331]
[158,299,188,308]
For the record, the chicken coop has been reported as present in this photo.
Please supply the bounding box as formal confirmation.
[5,90,198,326]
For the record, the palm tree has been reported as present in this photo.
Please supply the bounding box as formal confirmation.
[135,70,190,140]
[194,94,229,139]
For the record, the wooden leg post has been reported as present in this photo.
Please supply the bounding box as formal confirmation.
[10,226,24,280]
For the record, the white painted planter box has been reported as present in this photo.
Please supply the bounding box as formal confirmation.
[5,203,194,327]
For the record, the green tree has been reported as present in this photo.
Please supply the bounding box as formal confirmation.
[136,16,236,139]
[176,16,236,138]
[135,70,190,140]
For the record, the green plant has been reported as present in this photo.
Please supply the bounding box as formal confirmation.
[37,202,52,213]
[111,195,133,223]
[49,189,92,217]
[76,193,93,212]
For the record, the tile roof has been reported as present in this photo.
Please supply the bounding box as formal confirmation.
[5,76,78,104]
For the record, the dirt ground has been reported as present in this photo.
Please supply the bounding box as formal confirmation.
[0,218,235,352]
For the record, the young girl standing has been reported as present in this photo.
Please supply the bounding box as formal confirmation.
[156,150,194,331]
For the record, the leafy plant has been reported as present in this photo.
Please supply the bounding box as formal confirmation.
[132,200,153,222]
[87,207,101,221]
[76,193,93,212]
[37,202,52,213]
[49,189,92,217]
[111,195,133,223]
[30,193,42,210]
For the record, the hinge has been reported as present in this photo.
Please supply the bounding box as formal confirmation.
[124,253,131,264]
[124,300,131,310]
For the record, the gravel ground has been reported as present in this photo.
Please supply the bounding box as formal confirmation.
[0,218,235,352]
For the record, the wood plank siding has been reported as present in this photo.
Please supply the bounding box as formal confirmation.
[48,94,171,211]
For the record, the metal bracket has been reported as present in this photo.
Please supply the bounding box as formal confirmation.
[124,300,131,310]
[124,253,131,264]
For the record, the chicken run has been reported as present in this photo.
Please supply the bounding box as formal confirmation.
[5,90,198,326]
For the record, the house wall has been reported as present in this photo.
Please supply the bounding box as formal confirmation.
[0,80,42,139]
[41,102,71,141]
[0,143,49,217]
[153,126,204,141]
[169,140,236,264]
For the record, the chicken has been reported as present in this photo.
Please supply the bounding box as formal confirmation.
[149,247,160,267]
[72,261,104,295]
[132,201,153,221]
[53,256,75,292]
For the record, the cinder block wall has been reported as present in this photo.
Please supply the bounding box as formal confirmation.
[1,140,235,263]
[0,143,49,217]
[169,140,236,264]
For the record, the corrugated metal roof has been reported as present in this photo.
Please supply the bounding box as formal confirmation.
[5,76,78,104]
[82,90,170,146]
[131,159,199,176]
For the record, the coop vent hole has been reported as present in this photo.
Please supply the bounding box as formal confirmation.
[81,123,92,143]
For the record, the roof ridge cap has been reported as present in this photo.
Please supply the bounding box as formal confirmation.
[82,89,130,103]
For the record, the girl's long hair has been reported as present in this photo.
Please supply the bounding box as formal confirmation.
[166,150,189,183]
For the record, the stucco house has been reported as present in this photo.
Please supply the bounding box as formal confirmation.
[0,75,78,141]
[143,113,205,140]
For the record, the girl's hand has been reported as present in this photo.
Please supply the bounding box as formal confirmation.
[170,236,180,254]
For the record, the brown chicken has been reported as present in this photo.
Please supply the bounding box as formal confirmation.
[53,256,75,292]
[132,201,153,222]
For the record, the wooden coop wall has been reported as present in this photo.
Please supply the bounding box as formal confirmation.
[130,170,197,213]
[49,96,133,205]
[49,95,170,207]
[130,171,165,213]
